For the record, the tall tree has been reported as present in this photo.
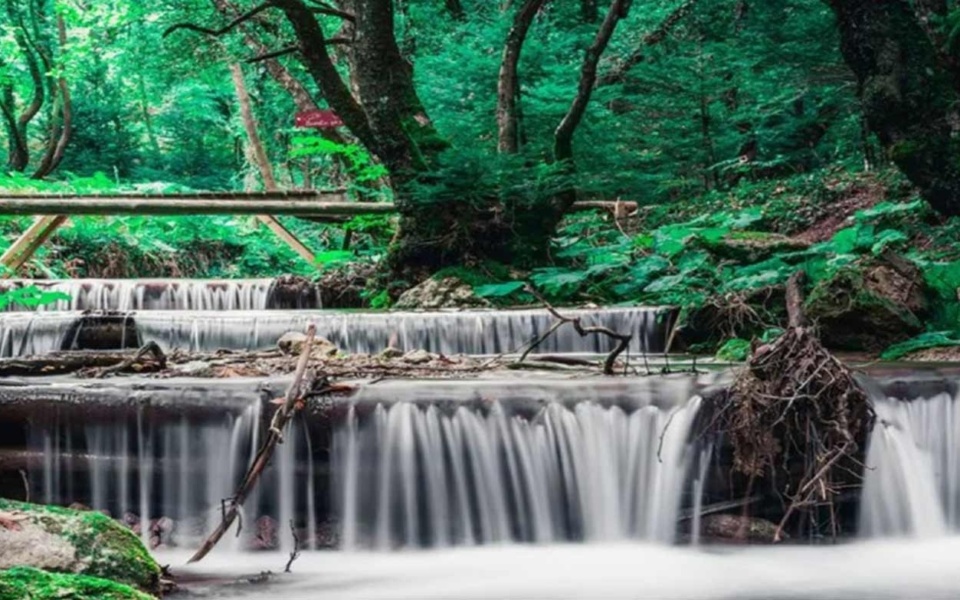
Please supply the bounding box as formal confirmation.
[828,0,960,216]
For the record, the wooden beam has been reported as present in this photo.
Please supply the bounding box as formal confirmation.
[0,198,382,216]
[0,196,635,216]
[255,215,316,265]
[0,215,68,276]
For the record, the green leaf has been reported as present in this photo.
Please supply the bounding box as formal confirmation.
[716,338,751,361]
[880,331,960,360]
[474,281,526,298]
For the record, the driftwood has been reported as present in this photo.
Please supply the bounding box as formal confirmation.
[188,323,318,564]
[521,286,632,375]
[0,344,166,377]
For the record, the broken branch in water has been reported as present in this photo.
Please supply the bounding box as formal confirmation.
[95,341,167,378]
[522,285,632,375]
[284,519,301,573]
[188,323,317,564]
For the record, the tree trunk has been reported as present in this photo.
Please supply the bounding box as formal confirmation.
[553,0,633,212]
[230,63,278,190]
[829,0,960,216]
[497,0,548,154]
[32,14,72,179]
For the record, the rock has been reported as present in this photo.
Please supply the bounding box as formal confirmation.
[704,231,810,263]
[394,276,491,310]
[0,567,152,600]
[0,499,161,595]
[806,257,926,351]
[267,274,321,309]
[402,349,435,364]
[277,331,338,357]
[700,514,783,544]
[380,346,404,359]
[249,515,279,550]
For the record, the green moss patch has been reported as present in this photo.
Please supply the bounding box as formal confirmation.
[0,567,152,600]
[0,500,160,595]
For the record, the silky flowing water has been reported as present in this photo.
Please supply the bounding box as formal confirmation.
[157,538,960,599]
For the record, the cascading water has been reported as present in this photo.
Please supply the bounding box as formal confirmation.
[25,400,315,551]
[123,306,668,355]
[2,279,278,311]
[859,391,960,537]
[333,390,703,549]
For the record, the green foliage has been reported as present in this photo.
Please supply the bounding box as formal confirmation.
[716,338,751,361]
[881,332,960,361]
[0,286,70,310]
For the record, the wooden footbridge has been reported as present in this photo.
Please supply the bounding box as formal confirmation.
[0,190,635,274]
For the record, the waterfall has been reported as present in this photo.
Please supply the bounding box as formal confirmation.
[25,402,314,550]
[132,306,668,355]
[859,392,960,537]
[333,397,702,549]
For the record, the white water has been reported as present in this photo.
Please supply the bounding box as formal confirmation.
[334,394,702,549]
[2,279,277,311]
[0,306,667,356]
[158,538,960,599]
[30,401,314,550]
[860,392,960,537]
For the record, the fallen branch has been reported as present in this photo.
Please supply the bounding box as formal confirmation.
[188,323,317,564]
[94,341,167,378]
[284,519,301,573]
[0,347,166,377]
[523,285,632,375]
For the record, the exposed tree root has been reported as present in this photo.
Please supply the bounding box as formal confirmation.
[715,272,874,540]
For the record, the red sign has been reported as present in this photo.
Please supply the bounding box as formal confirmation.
[295,110,344,129]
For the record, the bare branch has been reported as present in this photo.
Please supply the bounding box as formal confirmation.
[246,44,299,63]
[598,0,698,86]
[306,0,357,21]
[163,2,281,38]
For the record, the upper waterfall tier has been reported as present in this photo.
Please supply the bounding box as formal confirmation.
[0,278,315,311]
[0,306,670,357]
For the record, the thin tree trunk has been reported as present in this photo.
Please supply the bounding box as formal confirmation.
[497,0,547,153]
[32,13,71,179]
[553,0,633,211]
[230,63,278,190]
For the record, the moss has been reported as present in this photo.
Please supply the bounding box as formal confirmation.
[702,231,810,262]
[0,567,152,600]
[0,500,160,595]
[805,265,924,351]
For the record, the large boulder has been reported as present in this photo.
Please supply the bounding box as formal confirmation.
[0,499,161,595]
[394,276,491,310]
[805,258,926,351]
[0,567,152,600]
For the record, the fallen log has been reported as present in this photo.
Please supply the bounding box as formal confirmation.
[0,347,164,377]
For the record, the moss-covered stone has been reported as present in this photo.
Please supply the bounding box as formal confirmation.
[805,259,926,351]
[0,499,160,596]
[0,567,152,600]
[703,231,810,263]
[393,276,491,309]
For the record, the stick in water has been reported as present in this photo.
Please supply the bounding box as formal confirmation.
[188,323,317,563]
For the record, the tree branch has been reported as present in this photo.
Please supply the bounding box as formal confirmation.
[598,0,697,86]
[163,1,281,38]
[306,0,357,21]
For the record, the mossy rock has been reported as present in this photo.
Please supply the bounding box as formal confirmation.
[805,259,926,352]
[393,276,491,309]
[0,499,160,596]
[0,567,152,600]
[702,231,810,263]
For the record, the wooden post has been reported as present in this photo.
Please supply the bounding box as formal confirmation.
[0,215,68,276]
